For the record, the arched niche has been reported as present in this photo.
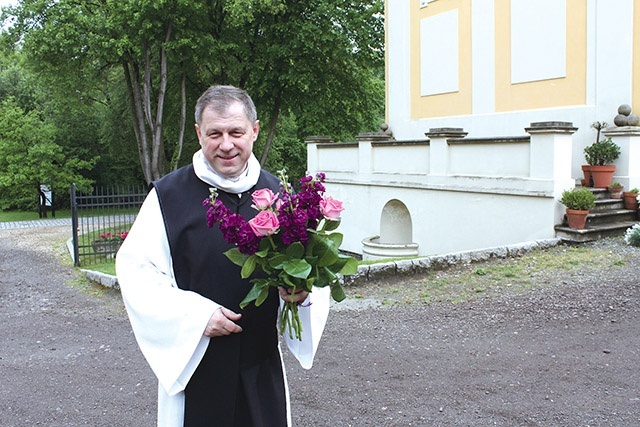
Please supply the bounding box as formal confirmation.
[361,199,418,260]
[379,199,413,244]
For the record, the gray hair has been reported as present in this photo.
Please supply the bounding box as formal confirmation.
[194,85,257,125]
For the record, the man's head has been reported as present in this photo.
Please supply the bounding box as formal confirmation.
[195,85,259,179]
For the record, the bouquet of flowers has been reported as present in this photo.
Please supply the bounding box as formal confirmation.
[203,170,358,340]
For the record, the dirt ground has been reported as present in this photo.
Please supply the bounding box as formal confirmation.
[1,225,639,426]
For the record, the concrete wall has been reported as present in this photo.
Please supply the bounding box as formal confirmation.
[307,122,577,257]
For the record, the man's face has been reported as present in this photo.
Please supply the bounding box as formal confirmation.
[195,101,259,179]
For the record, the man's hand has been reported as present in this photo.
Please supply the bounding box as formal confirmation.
[203,307,243,337]
[278,286,309,304]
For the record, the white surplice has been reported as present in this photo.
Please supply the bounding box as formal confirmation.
[116,151,330,427]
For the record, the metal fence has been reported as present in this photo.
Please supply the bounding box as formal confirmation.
[70,183,147,267]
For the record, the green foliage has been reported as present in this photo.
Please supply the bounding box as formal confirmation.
[0,98,95,210]
[560,187,596,211]
[253,112,307,182]
[2,0,385,183]
[584,137,621,166]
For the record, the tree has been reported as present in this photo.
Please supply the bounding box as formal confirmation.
[3,0,384,183]
[4,0,200,184]
[0,98,94,210]
[211,0,385,165]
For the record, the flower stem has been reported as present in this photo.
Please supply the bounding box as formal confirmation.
[267,236,277,250]
[279,301,303,340]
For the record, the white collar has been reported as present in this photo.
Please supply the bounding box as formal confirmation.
[192,150,261,194]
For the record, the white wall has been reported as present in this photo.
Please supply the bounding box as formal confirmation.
[386,0,636,181]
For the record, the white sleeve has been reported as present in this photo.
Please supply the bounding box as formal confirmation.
[116,188,218,396]
[282,286,330,369]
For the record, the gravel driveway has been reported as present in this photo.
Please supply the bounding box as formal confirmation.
[1,225,639,426]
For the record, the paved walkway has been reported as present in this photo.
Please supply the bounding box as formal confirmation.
[0,218,72,230]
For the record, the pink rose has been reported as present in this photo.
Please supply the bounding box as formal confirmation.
[249,210,280,236]
[251,188,278,210]
[319,196,344,221]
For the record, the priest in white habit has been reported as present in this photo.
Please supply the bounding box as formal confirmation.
[116,85,330,427]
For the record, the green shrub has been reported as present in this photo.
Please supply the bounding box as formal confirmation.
[584,138,621,166]
[560,187,596,210]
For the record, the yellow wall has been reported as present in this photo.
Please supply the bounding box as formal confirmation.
[410,0,472,119]
[494,0,587,112]
[408,0,589,119]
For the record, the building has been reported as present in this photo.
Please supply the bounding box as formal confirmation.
[307,0,640,258]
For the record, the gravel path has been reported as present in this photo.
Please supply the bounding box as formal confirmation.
[1,225,639,426]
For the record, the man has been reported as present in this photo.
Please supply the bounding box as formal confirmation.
[116,85,330,426]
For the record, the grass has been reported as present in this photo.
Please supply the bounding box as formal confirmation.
[0,206,138,223]
[0,209,72,222]
[347,240,635,306]
[83,261,117,276]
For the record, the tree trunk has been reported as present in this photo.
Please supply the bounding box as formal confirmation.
[123,59,152,185]
[173,72,187,171]
[150,22,172,180]
[259,92,282,166]
[122,21,174,183]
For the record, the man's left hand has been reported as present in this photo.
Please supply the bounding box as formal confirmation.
[278,286,309,304]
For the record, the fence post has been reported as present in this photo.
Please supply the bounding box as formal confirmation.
[70,183,80,267]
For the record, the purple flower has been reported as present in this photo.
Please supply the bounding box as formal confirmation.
[237,222,261,255]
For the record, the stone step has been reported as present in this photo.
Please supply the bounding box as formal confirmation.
[586,208,638,226]
[591,198,625,212]
[556,185,638,243]
[555,221,639,243]
[588,187,609,200]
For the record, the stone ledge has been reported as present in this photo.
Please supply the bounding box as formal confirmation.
[81,269,120,290]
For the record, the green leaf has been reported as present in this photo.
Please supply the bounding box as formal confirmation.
[240,255,257,278]
[257,238,272,255]
[255,286,270,306]
[255,247,270,258]
[331,283,346,302]
[323,218,341,232]
[286,241,305,259]
[338,256,359,275]
[327,232,344,247]
[239,282,263,308]
[314,235,339,267]
[283,258,312,279]
[268,254,288,269]
[282,274,297,288]
[224,248,248,267]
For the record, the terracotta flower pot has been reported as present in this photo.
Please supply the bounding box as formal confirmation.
[565,209,589,230]
[589,165,616,188]
[581,165,592,187]
[623,192,639,210]
[608,185,624,199]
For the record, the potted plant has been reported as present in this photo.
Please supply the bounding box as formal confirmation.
[581,122,607,187]
[608,181,624,199]
[560,187,596,229]
[623,188,639,211]
[92,231,128,255]
[583,137,621,188]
